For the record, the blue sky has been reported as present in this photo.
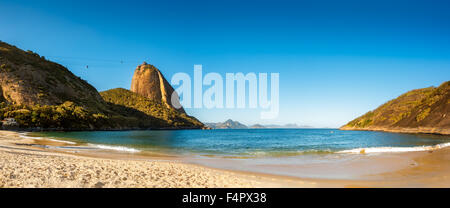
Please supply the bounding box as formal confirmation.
[1,0,449,127]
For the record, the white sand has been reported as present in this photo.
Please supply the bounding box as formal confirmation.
[1,130,449,188]
[0,130,317,188]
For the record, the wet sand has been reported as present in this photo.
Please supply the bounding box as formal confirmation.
[0,130,449,188]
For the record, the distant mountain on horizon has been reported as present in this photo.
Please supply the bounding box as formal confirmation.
[249,124,266,129]
[258,123,314,129]
[206,120,315,129]
[341,81,450,135]
[205,119,248,129]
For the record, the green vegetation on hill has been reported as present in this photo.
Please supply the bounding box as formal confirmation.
[0,101,111,129]
[342,81,450,133]
[100,88,204,129]
[0,41,204,130]
[0,99,200,130]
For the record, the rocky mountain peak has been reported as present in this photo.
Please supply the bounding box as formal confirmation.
[130,62,185,113]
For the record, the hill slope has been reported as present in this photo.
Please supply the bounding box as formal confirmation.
[0,41,115,129]
[0,41,104,109]
[0,41,203,130]
[101,88,204,129]
[341,81,450,135]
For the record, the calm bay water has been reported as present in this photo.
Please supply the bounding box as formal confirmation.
[28,129,450,156]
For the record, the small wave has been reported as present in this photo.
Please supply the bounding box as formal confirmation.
[244,149,334,157]
[338,142,450,154]
[46,138,77,145]
[88,144,141,153]
[18,133,77,145]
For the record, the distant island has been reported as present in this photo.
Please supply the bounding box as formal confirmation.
[249,124,266,129]
[0,41,204,130]
[206,119,313,129]
[341,81,450,135]
[205,119,248,129]
[260,124,313,129]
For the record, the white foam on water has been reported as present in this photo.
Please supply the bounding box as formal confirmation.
[46,138,77,144]
[338,142,450,154]
[89,144,141,153]
[18,133,77,144]
[19,133,140,153]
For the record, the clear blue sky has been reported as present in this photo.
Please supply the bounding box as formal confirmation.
[1,0,449,127]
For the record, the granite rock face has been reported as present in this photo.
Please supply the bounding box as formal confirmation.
[130,62,185,113]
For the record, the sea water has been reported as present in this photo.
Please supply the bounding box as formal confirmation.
[27,129,450,156]
[25,129,450,179]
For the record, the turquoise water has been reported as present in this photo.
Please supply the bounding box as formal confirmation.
[28,129,450,156]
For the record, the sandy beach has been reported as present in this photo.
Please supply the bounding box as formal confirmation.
[1,130,449,188]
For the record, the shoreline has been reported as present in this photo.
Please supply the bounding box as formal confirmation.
[340,126,450,135]
[1,130,450,188]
